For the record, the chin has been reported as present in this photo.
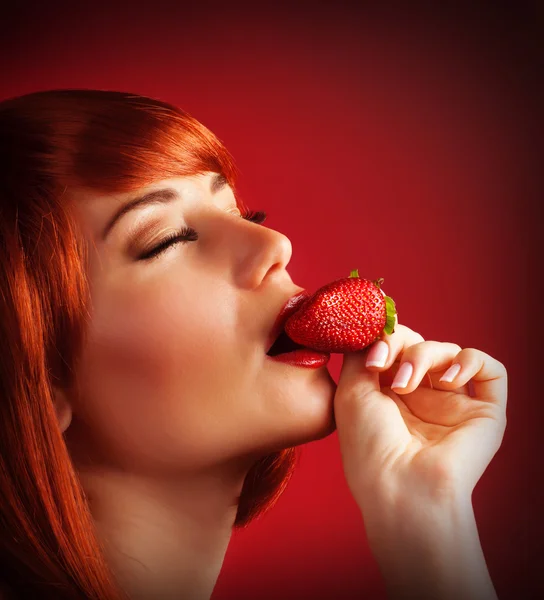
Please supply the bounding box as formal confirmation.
[272,414,337,454]
[299,367,337,435]
[253,363,337,454]
[300,406,337,445]
[280,377,338,449]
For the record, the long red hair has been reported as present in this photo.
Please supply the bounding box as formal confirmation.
[0,90,297,599]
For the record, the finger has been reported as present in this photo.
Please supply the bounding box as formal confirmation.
[365,325,432,391]
[335,351,411,475]
[365,324,425,371]
[379,360,435,391]
[436,348,508,410]
[338,349,381,398]
[388,341,467,395]
[337,325,422,409]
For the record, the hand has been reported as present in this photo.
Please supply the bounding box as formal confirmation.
[334,324,508,509]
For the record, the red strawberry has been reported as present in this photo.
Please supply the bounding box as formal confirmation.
[284,269,397,353]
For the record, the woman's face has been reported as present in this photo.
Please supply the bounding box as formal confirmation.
[63,172,336,475]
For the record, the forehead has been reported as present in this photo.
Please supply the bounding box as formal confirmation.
[68,172,235,238]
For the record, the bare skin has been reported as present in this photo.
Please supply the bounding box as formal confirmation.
[53,172,337,599]
[52,171,507,599]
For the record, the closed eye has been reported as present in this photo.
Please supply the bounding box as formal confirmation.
[239,209,267,224]
[137,208,268,261]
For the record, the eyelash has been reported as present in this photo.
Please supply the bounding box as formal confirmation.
[138,209,268,261]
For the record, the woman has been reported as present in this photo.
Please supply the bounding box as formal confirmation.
[0,89,507,600]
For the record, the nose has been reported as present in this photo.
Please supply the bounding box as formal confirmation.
[203,209,294,289]
[234,223,293,289]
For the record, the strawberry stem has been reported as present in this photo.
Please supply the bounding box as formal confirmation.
[349,269,359,278]
[373,277,384,288]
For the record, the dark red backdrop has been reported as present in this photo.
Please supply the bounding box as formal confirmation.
[2,3,541,599]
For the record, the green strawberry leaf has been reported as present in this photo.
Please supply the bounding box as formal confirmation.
[383,295,397,335]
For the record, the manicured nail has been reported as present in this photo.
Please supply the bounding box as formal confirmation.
[391,362,413,389]
[366,340,389,367]
[439,363,461,383]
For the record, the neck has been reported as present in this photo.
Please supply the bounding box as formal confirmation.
[76,460,252,600]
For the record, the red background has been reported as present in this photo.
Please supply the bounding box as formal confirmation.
[2,3,541,599]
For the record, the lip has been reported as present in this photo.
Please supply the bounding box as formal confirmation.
[266,290,312,354]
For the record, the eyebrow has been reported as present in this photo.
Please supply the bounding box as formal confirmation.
[101,173,229,241]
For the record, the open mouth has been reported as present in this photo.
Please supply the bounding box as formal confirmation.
[266,328,307,357]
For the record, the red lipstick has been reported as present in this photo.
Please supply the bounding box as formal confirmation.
[266,290,311,354]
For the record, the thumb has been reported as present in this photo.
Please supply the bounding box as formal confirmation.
[337,349,381,397]
[334,351,409,486]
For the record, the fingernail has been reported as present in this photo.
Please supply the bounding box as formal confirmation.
[391,362,413,389]
[366,340,389,367]
[439,363,461,383]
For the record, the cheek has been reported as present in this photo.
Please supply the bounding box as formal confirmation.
[70,279,244,468]
[82,283,227,393]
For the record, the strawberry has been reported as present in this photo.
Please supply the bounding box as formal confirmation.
[284,269,397,353]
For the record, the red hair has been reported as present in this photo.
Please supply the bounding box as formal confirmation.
[0,90,297,599]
